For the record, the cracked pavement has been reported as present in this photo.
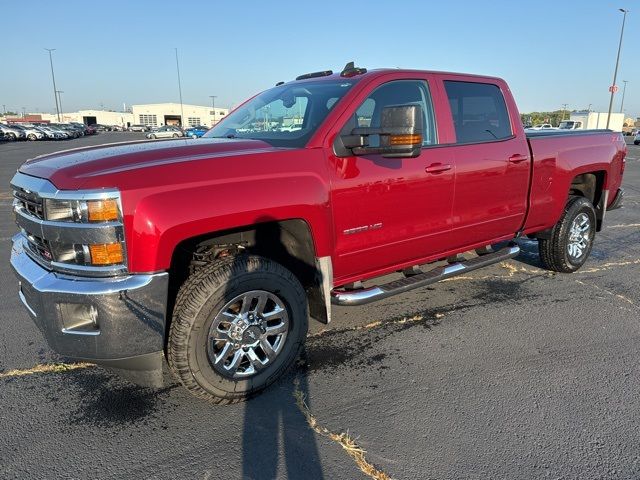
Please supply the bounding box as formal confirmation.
[1,134,639,479]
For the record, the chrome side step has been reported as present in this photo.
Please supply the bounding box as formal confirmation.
[331,243,520,306]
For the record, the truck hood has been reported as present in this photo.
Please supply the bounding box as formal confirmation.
[18,138,281,190]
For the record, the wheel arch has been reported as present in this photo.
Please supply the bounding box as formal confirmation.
[568,170,607,231]
[166,218,332,344]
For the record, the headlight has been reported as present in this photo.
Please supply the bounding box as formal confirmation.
[44,198,121,223]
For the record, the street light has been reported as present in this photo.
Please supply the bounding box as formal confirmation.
[620,80,628,113]
[45,48,61,122]
[56,90,64,120]
[174,48,185,127]
[209,95,217,124]
[606,8,628,129]
[561,103,568,121]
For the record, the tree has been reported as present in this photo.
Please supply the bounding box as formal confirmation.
[520,110,567,127]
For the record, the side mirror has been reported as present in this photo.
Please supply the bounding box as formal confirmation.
[341,104,423,158]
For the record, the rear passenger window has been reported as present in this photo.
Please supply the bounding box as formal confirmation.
[444,81,512,143]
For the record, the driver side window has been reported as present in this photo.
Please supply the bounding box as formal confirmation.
[350,80,438,146]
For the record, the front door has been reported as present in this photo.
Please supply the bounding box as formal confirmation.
[329,79,456,282]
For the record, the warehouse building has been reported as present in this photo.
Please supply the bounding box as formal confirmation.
[131,103,228,128]
[10,103,229,128]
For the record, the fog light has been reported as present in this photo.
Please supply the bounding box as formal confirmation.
[58,303,99,333]
[89,243,124,265]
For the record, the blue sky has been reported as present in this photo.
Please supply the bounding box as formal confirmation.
[2,0,638,117]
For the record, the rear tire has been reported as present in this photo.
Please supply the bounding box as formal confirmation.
[168,255,308,404]
[539,196,596,273]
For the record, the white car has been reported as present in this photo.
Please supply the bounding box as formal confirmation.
[146,126,184,139]
[36,126,67,140]
[0,124,26,140]
[12,124,45,141]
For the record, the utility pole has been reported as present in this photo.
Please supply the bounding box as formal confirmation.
[620,80,628,113]
[56,91,64,120]
[209,95,217,124]
[175,48,185,127]
[2,104,6,115]
[561,103,568,121]
[45,48,61,122]
[21,107,26,119]
[606,9,628,129]
[587,103,592,112]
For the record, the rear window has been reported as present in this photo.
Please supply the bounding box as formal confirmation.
[444,81,512,143]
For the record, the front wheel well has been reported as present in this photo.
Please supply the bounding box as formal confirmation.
[166,218,326,342]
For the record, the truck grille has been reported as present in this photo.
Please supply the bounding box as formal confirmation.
[13,189,44,220]
[13,188,55,268]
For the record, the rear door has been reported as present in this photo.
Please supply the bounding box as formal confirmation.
[439,77,530,247]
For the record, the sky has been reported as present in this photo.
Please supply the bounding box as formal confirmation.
[2,0,639,118]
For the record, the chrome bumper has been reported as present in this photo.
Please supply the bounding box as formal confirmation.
[10,234,169,386]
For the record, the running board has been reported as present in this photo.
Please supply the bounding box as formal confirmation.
[331,243,520,306]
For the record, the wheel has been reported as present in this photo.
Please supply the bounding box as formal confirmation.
[27,134,37,141]
[150,134,156,139]
[539,196,596,273]
[6,132,16,141]
[191,134,197,139]
[634,141,639,145]
[172,133,179,138]
[168,255,308,404]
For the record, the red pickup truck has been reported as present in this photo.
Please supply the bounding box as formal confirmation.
[10,64,626,403]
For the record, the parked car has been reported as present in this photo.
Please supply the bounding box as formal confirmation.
[89,124,109,132]
[9,65,626,403]
[51,123,81,138]
[10,124,45,141]
[634,132,640,145]
[528,123,555,130]
[184,126,209,138]
[128,124,150,132]
[35,126,67,140]
[0,123,27,140]
[146,126,184,139]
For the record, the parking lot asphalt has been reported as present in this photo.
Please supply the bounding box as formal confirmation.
[1,133,639,479]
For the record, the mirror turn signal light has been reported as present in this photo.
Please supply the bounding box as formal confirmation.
[388,134,422,146]
[87,199,119,222]
[89,243,124,265]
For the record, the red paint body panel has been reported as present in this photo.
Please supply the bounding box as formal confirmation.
[18,69,626,286]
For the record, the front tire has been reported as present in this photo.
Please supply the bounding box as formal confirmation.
[539,196,596,273]
[168,255,308,404]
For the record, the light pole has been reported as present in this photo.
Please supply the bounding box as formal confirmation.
[2,104,5,115]
[56,90,64,120]
[45,48,61,122]
[22,107,26,118]
[587,103,592,112]
[620,80,628,113]
[209,95,217,124]
[606,8,628,129]
[174,48,185,127]
[561,103,568,121]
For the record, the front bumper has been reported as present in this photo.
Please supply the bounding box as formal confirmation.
[10,234,169,387]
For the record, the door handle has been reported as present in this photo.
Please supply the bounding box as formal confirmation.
[425,163,452,174]
[508,154,528,164]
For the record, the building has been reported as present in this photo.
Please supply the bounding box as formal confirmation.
[4,103,229,128]
[131,103,228,128]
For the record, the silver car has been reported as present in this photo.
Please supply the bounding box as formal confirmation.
[0,124,27,141]
[146,126,184,139]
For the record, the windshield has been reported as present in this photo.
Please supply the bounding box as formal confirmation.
[204,79,357,147]
[558,121,573,129]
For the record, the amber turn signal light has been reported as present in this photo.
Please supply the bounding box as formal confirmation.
[89,243,124,265]
[87,199,119,222]
[389,134,423,146]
